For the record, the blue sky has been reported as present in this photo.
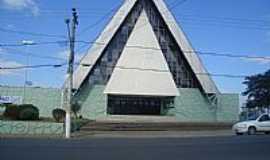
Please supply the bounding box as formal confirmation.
[0,0,270,104]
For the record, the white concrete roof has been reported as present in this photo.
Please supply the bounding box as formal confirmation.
[104,10,179,97]
[72,0,219,94]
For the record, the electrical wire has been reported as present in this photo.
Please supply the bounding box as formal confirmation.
[1,47,66,61]
[0,63,67,70]
[0,61,251,79]
[177,18,270,31]
[0,27,66,38]
[1,40,270,61]
[169,0,188,10]
[77,0,124,36]
[77,40,270,61]
[78,63,250,79]
[177,14,270,25]
[0,41,68,47]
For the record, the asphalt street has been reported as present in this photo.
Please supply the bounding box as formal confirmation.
[0,135,269,160]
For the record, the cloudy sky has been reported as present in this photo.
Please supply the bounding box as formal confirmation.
[0,0,270,104]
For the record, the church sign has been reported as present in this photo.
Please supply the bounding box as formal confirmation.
[0,96,22,104]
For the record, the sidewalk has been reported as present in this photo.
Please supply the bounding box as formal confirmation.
[72,130,234,139]
[0,130,234,139]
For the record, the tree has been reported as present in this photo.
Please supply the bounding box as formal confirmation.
[71,102,81,118]
[242,69,270,110]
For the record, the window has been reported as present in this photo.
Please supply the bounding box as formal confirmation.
[121,26,129,40]
[259,115,270,122]
[107,74,111,81]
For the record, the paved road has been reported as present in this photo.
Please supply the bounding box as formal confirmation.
[0,135,269,160]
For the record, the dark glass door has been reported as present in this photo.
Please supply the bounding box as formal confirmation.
[107,95,162,115]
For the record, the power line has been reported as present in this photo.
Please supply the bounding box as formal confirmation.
[0,41,68,47]
[1,40,270,61]
[77,0,124,36]
[0,27,66,38]
[169,0,188,10]
[1,47,66,61]
[187,51,270,61]
[0,61,250,79]
[76,40,270,61]
[0,63,67,70]
[1,15,268,32]
[178,16,269,27]
[177,18,270,31]
[1,11,269,26]
[79,63,249,79]
[7,14,270,27]
[133,0,189,31]
[177,14,270,25]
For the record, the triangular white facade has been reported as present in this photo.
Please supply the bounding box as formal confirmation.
[104,11,179,96]
[72,0,219,94]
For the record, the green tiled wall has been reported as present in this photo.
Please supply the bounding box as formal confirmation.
[74,84,107,120]
[217,94,239,122]
[75,85,239,122]
[170,88,217,122]
[0,85,239,122]
[168,88,239,122]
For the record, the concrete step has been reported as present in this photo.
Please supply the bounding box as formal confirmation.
[81,121,233,131]
[95,115,179,123]
[72,130,234,138]
[79,115,233,132]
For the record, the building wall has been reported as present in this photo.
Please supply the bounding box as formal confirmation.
[74,85,107,120]
[0,85,239,122]
[75,85,239,122]
[167,88,217,122]
[217,93,239,122]
[166,88,239,122]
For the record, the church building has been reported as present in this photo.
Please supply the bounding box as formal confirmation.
[71,0,239,122]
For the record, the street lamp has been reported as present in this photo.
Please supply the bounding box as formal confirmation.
[22,40,35,104]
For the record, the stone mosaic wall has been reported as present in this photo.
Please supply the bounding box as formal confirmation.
[0,120,63,135]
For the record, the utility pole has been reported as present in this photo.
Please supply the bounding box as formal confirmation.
[65,8,78,139]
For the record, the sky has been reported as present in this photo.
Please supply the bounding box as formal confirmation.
[0,0,270,105]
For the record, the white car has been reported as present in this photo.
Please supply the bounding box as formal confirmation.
[232,113,270,135]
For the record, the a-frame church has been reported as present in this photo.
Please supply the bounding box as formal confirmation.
[72,0,239,122]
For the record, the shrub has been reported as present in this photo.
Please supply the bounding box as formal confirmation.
[3,104,20,120]
[18,104,39,120]
[52,108,66,122]
[0,104,6,108]
[71,102,81,118]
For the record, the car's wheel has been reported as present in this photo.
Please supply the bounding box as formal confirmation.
[265,131,270,135]
[236,132,243,136]
[248,127,256,135]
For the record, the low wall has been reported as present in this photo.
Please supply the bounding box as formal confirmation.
[0,86,61,118]
[0,120,64,135]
